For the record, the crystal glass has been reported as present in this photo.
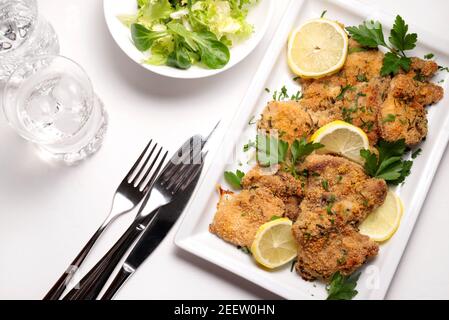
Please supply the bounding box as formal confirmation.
[2,55,108,163]
[0,0,59,82]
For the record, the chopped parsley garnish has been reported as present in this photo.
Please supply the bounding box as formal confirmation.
[382,114,396,123]
[336,85,354,100]
[360,139,413,185]
[272,85,302,101]
[438,65,449,73]
[356,74,368,82]
[424,53,434,60]
[326,271,361,300]
[320,10,327,18]
[224,170,245,189]
[265,88,270,93]
[243,140,256,152]
[293,76,300,81]
[411,148,422,159]
[346,15,417,76]
[290,258,297,272]
[237,246,252,255]
[322,179,329,191]
[270,215,282,221]
[291,91,303,101]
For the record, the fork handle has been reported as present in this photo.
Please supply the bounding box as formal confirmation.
[43,226,106,300]
[62,209,159,300]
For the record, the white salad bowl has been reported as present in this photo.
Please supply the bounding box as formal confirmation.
[103,0,274,79]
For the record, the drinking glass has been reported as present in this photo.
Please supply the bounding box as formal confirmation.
[2,55,108,163]
[0,0,59,82]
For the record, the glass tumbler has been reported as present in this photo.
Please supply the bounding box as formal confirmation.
[0,0,59,82]
[2,55,108,163]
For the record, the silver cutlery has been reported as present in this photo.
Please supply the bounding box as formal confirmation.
[101,151,205,299]
[44,140,168,300]
[63,125,217,300]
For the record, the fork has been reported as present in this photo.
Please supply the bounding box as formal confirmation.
[63,135,208,300]
[43,140,167,300]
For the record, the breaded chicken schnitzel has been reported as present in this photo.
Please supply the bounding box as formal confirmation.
[258,39,443,146]
[242,166,303,220]
[292,154,387,280]
[209,187,284,248]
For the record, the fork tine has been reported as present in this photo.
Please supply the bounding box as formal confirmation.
[130,143,158,186]
[125,140,152,181]
[142,150,168,193]
[138,146,163,190]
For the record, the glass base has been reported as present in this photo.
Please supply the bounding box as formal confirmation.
[0,16,59,82]
[38,96,108,164]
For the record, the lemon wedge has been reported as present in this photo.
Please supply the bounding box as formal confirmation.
[359,190,404,242]
[287,18,348,79]
[251,218,297,269]
[310,120,369,164]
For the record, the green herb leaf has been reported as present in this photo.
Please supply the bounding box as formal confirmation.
[360,139,413,185]
[356,74,368,82]
[291,138,324,164]
[326,272,361,300]
[380,52,411,76]
[131,23,169,51]
[347,16,417,76]
[270,215,282,221]
[320,10,327,18]
[237,246,252,255]
[346,21,387,48]
[411,148,422,159]
[389,15,417,52]
[382,113,396,123]
[424,53,434,60]
[224,170,245,189]
[336,85,354,100]
[167,36,193,69]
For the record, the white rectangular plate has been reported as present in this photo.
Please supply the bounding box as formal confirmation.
[175,0,449,299]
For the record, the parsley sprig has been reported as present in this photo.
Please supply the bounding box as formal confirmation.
[326,272,361,300]
[360,139,413,185]
[255,134,323,172]
[346,15,417,76]
[224,170,245,189]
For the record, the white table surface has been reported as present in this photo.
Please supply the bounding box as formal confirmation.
[1,0,448,300]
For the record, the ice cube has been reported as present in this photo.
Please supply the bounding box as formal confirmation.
[51,77,85,112]
[25,95,59,126]
[53,111,83,135]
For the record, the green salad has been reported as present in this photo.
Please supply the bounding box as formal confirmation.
[119,0,257,70]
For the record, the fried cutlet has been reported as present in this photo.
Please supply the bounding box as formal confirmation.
[209,187,284,248]
[292,154,387,281]
[258,39,443,146]
[242,166,304,220]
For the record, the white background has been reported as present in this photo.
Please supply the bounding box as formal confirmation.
[1,0,448,300]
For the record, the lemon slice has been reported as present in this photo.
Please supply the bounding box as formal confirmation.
[310,120,369,164]
[359,190,403,242]
[251,218,297,269]
[287,18,348,79]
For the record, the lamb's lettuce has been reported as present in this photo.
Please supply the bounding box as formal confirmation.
[119,0,256,69]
